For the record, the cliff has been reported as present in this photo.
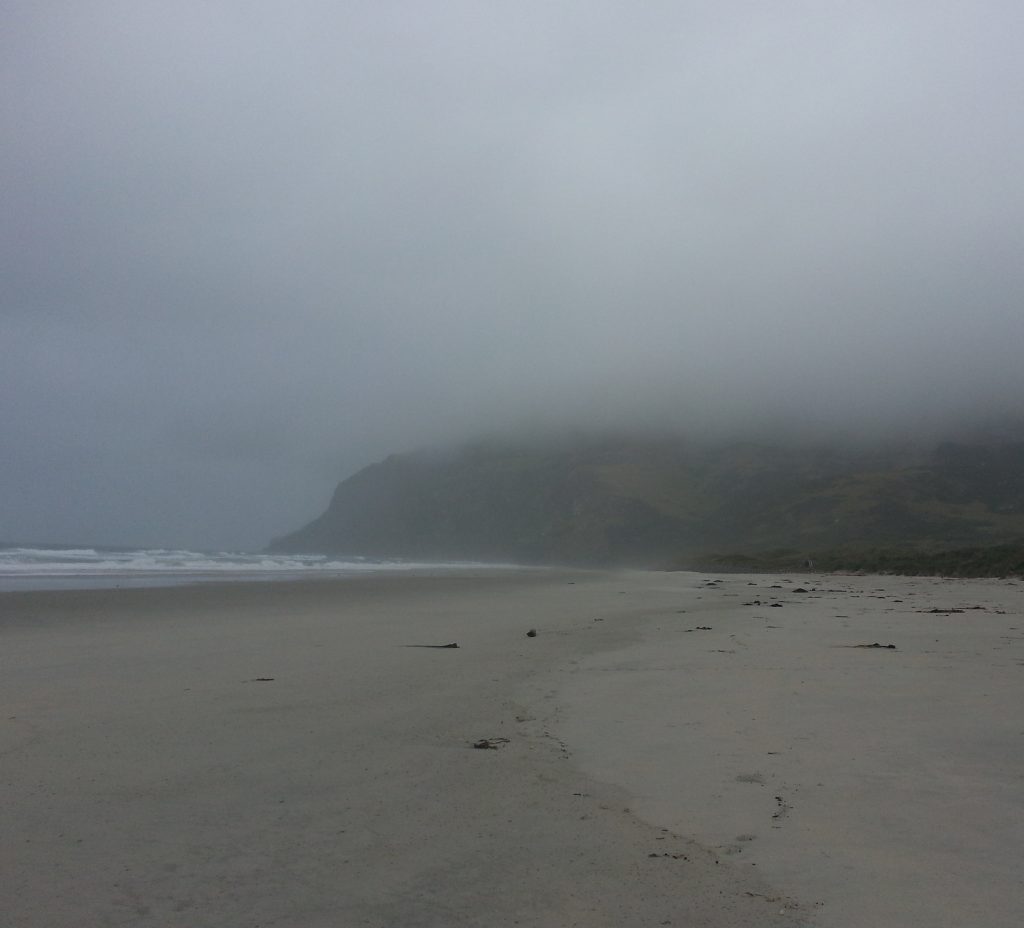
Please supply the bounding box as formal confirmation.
[269,435,1024,569]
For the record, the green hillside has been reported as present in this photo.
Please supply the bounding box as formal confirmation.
[269,435,1024,574]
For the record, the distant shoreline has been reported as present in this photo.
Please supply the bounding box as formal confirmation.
[683,540,1024,578]
[0,543,529,593]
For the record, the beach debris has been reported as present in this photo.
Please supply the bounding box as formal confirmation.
[743,891,801,910]
[472,737,510,750]
[918,607,965,614]
[772,795,792,823]
[769,602,783,608]
[792,587,808,593]
[245,677,276,682]
[404,643,460,648]
[853,642,896,649]
[526,628,538,637]
[648,852,689,859]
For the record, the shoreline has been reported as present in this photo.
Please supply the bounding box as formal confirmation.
[3,570,1020,925]
[0,561,538,594]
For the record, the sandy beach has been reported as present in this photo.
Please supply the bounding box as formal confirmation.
[2,570,1021,926]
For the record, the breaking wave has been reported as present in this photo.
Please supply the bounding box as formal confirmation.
[0,545,513,591]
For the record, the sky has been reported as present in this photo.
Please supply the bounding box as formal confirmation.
[3,1,1023,550]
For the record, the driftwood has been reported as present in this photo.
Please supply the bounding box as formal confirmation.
[472,737,510,750]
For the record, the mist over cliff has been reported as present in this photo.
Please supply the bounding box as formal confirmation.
[4,4,1022,550]
[269,431,1024,570]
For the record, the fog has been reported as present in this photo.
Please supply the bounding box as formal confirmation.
[3,2,1022,549]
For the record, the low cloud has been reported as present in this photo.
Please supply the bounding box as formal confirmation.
[2,1,1021,547]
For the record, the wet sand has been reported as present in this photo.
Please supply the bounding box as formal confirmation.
[2,570,1021,926]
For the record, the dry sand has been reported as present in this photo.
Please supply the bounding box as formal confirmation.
[1,570,1021,926]
[556,572,1024,927]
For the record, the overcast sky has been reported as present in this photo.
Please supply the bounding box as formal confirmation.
[3,1,1022,550]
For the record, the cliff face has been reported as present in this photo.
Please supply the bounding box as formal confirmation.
[270,441,694,564]
[268,436,1024,566]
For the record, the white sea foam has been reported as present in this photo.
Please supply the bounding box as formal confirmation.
[0,545,515,591]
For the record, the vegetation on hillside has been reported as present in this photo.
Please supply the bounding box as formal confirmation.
[270,434,1024,576]
[684,541,1024,578]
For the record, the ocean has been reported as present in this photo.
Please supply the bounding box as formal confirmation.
[0,545,510,592]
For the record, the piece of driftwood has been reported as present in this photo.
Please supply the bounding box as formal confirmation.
[472,737,510,750]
